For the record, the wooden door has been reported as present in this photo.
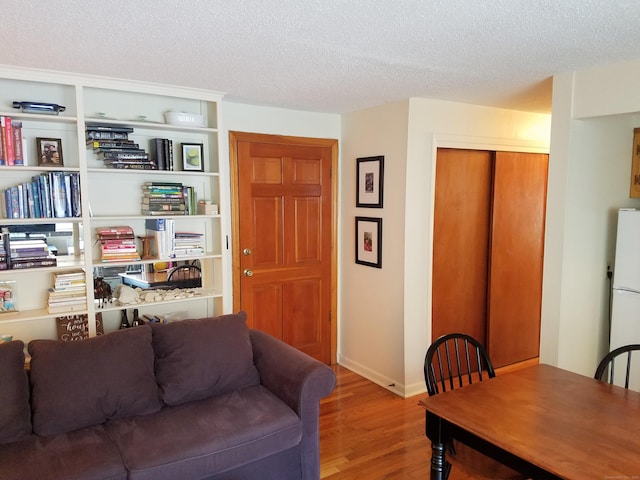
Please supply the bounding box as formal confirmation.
[432,149,492,344]
[487,151,548,367]
[229,132,337,364]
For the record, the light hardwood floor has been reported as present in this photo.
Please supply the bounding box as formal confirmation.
[319,365,480,480]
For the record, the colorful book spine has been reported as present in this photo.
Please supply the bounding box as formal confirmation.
[0,119,4,165]
[0,117,15,166]
[12,121,24,166]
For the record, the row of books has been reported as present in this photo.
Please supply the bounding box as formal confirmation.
[1,236,57,270]
[47,270,87,314]
[0,116,25,166]
[96,226,141,263]
[2,171,81,219]
[149,138,175,171]
[86,123,154,170]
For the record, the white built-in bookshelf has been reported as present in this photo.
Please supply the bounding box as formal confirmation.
[0,65,229,342]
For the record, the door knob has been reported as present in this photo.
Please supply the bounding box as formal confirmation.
[243,248,252,256]
[243,269,254,277]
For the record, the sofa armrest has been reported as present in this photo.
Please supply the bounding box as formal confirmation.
[249,329,336,415]
[249,329,335,480]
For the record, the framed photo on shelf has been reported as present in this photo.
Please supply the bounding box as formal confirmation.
[181,143,204,172]
[36,137,63,166]
[356,155,384,208]
[355,216,382,268]
[0,280,17,313]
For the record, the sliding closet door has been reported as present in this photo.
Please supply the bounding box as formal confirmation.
[487,151,548,367]
[432,148,492,344]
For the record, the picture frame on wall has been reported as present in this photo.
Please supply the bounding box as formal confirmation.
[356,155,384,208]
[36,137,63,166]
[181,143,204,172]
[355,216,382,268]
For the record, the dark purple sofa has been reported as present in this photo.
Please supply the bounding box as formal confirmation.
[0,312,336,480]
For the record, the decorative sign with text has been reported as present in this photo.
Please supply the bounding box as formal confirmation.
[56,313,104,341]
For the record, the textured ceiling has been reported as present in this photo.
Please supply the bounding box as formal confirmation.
[2,1,640,114]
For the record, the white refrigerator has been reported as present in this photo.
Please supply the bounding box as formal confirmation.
[609,208,640,391]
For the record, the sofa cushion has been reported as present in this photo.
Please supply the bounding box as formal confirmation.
[151,312,260,406]
[105,385,302,480]
[0,340,31,444]
[0,424,127,480]
[28,325,161,436]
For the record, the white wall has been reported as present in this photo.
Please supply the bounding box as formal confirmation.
[340,98,550,397]
[339,101,410,395]
[542,61,640,376]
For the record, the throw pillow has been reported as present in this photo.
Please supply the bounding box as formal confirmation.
[0,340,31,444]
[29,325,161,436]
[151,311,260,406]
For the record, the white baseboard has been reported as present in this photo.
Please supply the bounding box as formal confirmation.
[337,353,406,397]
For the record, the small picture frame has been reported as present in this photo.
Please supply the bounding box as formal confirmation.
[181,143,204,172]
[0,280,17,313]
[36,138,63,166]
[355,216,382,268]
[356,155,384,208]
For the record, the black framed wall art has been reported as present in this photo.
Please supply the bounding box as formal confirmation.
[355,216,382,268]
[356,155,384,208]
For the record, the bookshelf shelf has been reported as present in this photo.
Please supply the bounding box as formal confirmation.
[0,110,78,125]
[84,117,218,134]
[0,66,229,343]
[95,287,222,313]
[0,165,81,173]
[0,307,88,324]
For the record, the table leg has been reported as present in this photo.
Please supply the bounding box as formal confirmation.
[430,441,451,480]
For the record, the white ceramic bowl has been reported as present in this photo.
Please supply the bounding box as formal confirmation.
[164,111,206,127]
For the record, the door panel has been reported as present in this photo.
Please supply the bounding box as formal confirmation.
[231,133,335,364]
[252,197,283,265]
[432,148,492,345]
[487,151,548,367]
[283,278,322,352]
[251,284,283,338]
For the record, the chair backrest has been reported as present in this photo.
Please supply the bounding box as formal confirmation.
[594,344,640,389]
[167,264,202,288]
[424,333,495,396]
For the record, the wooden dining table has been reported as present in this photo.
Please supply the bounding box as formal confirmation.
[420,363,640,479]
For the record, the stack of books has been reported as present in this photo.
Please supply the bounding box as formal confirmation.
[8,238,57,269]
[3,171,81,219]
[173,232,205,257]
[97,226,140,262]
[148,138,175,171]
[141,181,186,215]
[0,116,25,166]
[47,271,87,314]
[86,123,154,170]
